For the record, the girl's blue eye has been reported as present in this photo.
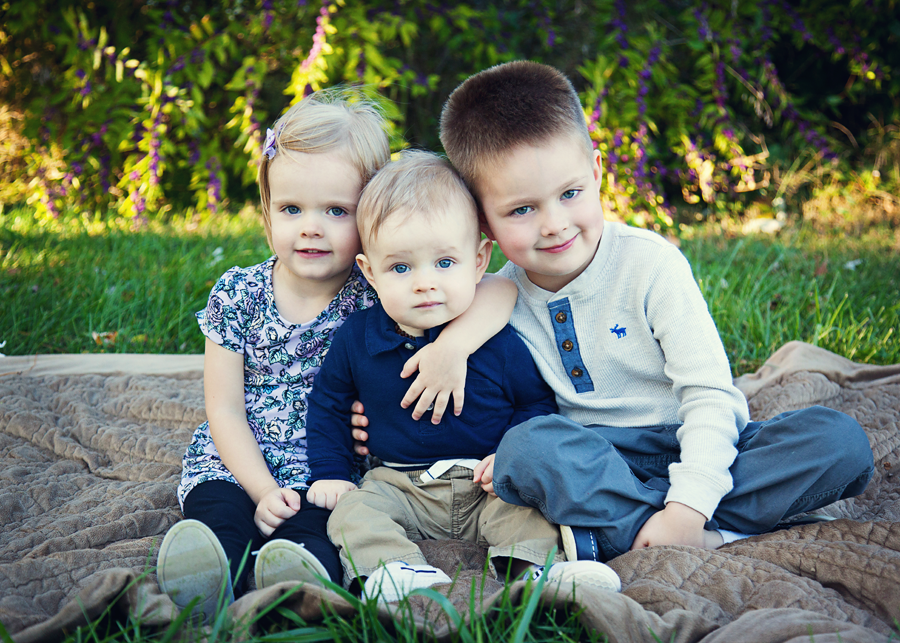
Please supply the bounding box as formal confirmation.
[437,258,454,269]
[562,189,579,200]
[326,206,347,217]
[511,205,533,216]
[285,205,300,215]
[391,264,410,274]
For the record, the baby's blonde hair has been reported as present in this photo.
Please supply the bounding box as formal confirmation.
[356,149,479,251]
[258,88,391,248]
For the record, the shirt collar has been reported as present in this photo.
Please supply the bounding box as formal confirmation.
[365,303,445,356]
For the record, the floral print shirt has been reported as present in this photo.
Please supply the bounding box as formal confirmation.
[177,257,378,509]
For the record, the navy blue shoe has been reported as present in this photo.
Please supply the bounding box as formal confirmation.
[560,525,606,562]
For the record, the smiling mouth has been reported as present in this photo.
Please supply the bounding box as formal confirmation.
[541,236,576,253]
[296,248,330,255]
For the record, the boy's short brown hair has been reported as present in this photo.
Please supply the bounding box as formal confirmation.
[357,149,478,250]
[439,61,592,192]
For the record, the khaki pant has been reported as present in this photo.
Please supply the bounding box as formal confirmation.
[327,465,564,585]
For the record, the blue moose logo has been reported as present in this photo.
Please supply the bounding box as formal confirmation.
[610,324,626,339]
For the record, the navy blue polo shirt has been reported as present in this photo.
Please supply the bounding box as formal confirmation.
[306,302,558,482]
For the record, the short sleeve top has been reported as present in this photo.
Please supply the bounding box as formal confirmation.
[177,257,378,508]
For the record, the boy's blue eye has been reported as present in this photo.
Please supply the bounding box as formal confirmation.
[285,205,301,215]
[437,258,454,269]
[391,264,410,274]
[561,189,579,200]
[511,205,533,216]
[326,206,347,217]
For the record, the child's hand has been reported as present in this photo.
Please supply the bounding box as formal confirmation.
[350,400,370,456]
[630,502,709,550]
[473,454,497,496]
[307,479,357,510]
[254,487,302,537]
[400,343,467,424]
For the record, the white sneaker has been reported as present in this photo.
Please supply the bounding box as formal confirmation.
[363,561,451,603]
[156,519,234,622]
[540,560,621,592]
[254,539,330,589]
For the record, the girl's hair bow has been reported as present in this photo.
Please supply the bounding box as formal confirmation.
[263,127,278,160]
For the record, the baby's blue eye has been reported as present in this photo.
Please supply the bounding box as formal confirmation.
[437,258,454,269]
[561,189,578,200]
[285,205,301,215]
[392,264,410,274]
[326,206,347,217]
[511,206,533,216]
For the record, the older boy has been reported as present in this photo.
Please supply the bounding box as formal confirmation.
[436,61,874,563]
[304,150,621,601]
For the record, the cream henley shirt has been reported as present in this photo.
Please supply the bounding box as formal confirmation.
[498,221,750,520]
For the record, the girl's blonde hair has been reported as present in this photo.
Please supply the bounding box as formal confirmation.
[258,88,391,248]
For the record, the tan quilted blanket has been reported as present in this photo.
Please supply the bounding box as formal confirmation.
[2,342,899,643]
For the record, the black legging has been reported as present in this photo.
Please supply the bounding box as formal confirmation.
[182,480,342,596]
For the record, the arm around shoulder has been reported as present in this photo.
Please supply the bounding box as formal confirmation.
[401,269,518,422]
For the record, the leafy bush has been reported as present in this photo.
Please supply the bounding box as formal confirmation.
[1,0,897,229]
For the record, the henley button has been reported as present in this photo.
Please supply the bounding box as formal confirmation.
[571,367,583,378]
[404,342,415,351]
[555,311,567,323]
[562,339,574,351]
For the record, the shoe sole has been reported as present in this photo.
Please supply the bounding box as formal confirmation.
[547,561,622,593]
[254,539,329,589]
[560,525,577,562]
[157,519,231,620]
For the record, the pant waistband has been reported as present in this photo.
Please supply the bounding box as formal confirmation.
[381,458,482,483]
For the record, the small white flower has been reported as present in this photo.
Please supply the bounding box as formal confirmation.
[208,247,225,267]
[720,278,729,288]
[844,259,863,271]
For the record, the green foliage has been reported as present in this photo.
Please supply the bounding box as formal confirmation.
[1,0,898,229]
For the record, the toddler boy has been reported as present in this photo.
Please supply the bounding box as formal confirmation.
[304,150,621,600]
[437,61,874,562]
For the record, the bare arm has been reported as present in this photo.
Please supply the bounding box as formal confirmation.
[203,339,300,535]
[400,272,518,422]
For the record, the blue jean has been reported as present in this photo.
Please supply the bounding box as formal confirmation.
[492,406,874,562]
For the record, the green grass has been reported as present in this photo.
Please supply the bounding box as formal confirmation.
[1,208,271,355]
[679,222,899,374]
[3,207,897,374]
[35,560,608,643]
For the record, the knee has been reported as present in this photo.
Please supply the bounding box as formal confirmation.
[806,406,873,470]
[498,414,588,460]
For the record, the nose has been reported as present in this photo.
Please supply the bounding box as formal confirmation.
[298,212,324,238]
[413,269,437,293]
[539,203,569,237]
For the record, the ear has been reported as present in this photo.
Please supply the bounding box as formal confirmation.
[479,214,496,241]
[591,148,603,190]
[356,253,377,289]
[474,237,492,283]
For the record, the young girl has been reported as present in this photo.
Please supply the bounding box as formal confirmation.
[156,90,516,620]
